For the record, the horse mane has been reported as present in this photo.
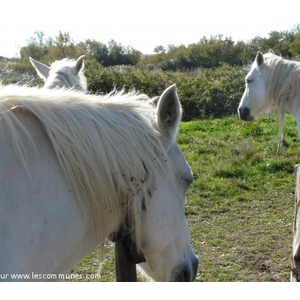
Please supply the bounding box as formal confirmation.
[0,84,168,248]
[48,58,87,91]
[264,54,300,108]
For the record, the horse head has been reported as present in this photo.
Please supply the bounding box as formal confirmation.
[131,84,198,281]
[238,50,277,121]
[0,82,197,282]
[29,55,87,92]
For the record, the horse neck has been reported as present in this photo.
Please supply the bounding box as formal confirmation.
[266,59,300,115]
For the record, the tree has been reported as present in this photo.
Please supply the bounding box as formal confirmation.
[123,46,141,65]
[54,31,74,58]
[107,40,125,65]
[154,45,166,54]
[83,39,109,64]
[19,31,49,62]
[289,32,300,58]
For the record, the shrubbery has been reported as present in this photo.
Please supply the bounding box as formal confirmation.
[85,60,247,121]
[0,55,247,121]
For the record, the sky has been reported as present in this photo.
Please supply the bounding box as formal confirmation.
[1,0,299,58]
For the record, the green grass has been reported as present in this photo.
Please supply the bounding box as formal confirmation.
[68,113,298,282]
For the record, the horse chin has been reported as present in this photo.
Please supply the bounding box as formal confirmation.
[238,107,254,121]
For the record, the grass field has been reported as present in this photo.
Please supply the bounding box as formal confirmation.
[67,113,299,282]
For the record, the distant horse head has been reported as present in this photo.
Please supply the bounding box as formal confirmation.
[238,49,300,148]
[29,55,87,92]
[238,49,281,121]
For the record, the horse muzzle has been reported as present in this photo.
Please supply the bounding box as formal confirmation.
[291,241,300,281]
[238,107,254,121]
[172,254,199,282]
[291,254,300,282]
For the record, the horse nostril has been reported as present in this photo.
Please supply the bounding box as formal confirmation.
[172,255,198,282]
[183,269,191,282]
[173,265,192,282]
[294,252,300,264]
[181,260,198,282]
[239,107,252,121]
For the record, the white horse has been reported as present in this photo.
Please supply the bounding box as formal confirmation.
[238,50,300,149]
[239,51,300,282]
[0,83,198,282]
[29,56,87,91]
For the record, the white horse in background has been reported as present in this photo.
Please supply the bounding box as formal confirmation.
[238,50,300,149]
[0,83,198,282]
[29,55,87,92]
[238,51,300,282]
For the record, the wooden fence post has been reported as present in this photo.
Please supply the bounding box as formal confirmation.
[115,241,137,282]
[291,164,300,282]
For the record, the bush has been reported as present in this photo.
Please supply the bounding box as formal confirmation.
[85,61,174,95]
[2,58,247,121]
[85,60,247,121]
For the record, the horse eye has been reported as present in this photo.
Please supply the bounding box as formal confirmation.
[245,78,252,84]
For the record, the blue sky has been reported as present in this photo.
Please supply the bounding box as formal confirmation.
[1,0,299,57]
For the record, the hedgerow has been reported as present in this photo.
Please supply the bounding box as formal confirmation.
[85,61,247,121]
[0,57,247,121]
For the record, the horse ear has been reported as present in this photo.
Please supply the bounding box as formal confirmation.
[29,57,50,81]
[73,55,85,74]
[256,52,264,68]
[156,84,182,141]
